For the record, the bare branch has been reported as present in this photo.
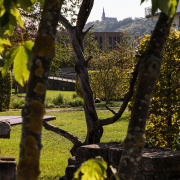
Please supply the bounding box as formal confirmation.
[59,14,73,32]
[83,24,94,37]
[85,56,93,66]
[105,105,117,115]
[77,0,94,31]
[93,60,140,130]
[43,121,83,147]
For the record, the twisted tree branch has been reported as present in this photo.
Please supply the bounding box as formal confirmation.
[43,121,83,147]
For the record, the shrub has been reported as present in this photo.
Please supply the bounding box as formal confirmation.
[72,93,78,99]
[131,29,180,148]
[0,68,12,111]
[10,96,25,109]
[52,93,64,105]
[68,97,84,107]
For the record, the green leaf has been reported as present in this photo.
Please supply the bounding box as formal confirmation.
[17,0,33,12]
[73,157,107,180]
[23,40,34,70]
[2,46,19,77]
[10,2,24,28]
[24,40,34,51]
[158,0,169,15]
[0,35,11,53]
[168,0,177,18]
[110,166,120,180]
[13,44,31,86]
[0,1,5,17]
[151,0,159,15]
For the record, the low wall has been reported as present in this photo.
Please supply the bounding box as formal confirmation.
[61,143,180,180]
[47,79,75,91]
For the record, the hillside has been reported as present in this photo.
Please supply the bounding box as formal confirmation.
[84,17,157,37]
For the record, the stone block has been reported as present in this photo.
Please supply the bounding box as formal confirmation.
[76,143,120,163]
[108,146,123,165]
[68,156,79,166]
[0,156,16,180]
[0,120,10,139]
[139,151,180,172]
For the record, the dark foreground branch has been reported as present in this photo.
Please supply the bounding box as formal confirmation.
[93,60,140,130]
[43,121,83,147]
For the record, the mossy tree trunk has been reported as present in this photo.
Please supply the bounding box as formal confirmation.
[16,0,64,179]
[118,12,175,180]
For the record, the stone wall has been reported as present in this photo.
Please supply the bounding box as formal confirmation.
[47,79,75,91]
[61,143,180,180]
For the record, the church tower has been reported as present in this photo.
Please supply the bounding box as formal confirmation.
[101,8,105,21]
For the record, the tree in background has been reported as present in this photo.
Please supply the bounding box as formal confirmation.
[51,33,74,75]
[89,31,134,103]
[137,30,180,148]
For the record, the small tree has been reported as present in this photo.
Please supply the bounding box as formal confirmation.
[89,32,134,103]
[137,30,180,148]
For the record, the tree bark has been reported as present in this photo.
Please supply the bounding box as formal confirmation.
[118,12,175,180]
[43,121,83,147]
[59,0,103,145]
[16,1,64,179]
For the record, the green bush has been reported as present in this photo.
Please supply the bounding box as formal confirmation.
[52,93,64,105]
[10,96,25,109]
[130,30,180,148]
[68,97,84,107]
[0,68,12,111]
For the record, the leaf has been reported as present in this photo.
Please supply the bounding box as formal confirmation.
[17,0,35,12]
[158,0,169,15]
[2,46,19,77]
[110,166,120,180]
[140,0,146,4]
[151,0,159,15]
[0,35,11,53]
[13,44,31,86]
[0,1,5,17]
[73,157,107,180]
[10,2,24,28]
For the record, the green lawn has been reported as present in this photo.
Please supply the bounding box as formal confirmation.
[0,109,130,180]
[13,89,76,99]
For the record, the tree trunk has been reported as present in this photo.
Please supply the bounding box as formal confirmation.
[118,12,175,180]
[16,1,64,179]
[70,28,103,144]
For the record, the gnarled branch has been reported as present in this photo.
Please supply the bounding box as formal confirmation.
[43,121,83,147]
[59,14,73,32]
[105,105,117,115]
[83,24,94,37]
[77,0,94,31]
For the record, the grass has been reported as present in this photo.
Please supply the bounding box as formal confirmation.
[0,109,130,180]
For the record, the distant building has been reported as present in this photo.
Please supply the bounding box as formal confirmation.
[145,2,180,31]
[59,31,122,50]
[101,8,117,24]
[94,32,122,50]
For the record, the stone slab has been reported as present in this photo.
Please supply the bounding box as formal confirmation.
[0,116,56,126]
[0,157,16,180]
[0,120,10,138]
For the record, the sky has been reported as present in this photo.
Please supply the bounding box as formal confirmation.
[87,0,152,22]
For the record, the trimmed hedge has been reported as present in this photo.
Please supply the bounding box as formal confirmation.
[0,68,12,111]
